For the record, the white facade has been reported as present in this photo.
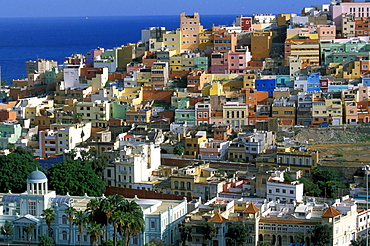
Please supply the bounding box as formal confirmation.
[60,63,84,90]
[0,170,188,246]
[266,176,304,203]
[110,142,161,188]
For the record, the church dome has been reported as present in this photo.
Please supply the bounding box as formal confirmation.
[27,169,47,184]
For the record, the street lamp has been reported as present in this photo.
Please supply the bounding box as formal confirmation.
[362,164,370,246]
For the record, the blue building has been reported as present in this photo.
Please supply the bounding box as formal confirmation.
[255,79,276,97]
[307,72,320,92]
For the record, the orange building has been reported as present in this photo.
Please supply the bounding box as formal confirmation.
[213,29,237,53]
[0,109,16,122]
[180,12,201,51]
[187,70,207,93]
[355,17,370,36]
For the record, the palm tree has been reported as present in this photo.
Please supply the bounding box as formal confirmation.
[41,208,56,238]
[101,199,115,241]
[23,223,35,246]
[1,220,14,246]
[87,222,103,246]
[120,200,144,246]
[65,206,76,246]
[179,221,192,246]
[200,222,216,246]
[86,198,102,216]
[111,210,125,246]
[73,211,89,246]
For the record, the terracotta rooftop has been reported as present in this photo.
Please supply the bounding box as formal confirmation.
[208,213,227,223]
[321,206,342,218]
[243,202,260,214]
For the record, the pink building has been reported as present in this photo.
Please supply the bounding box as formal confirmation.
[209,51,252,74]
[86,48,104,65]
[225,51,252,74]
[317,25,336,40]
[209,53,227,74]
[126,63,145,73]
[330,2,370,27]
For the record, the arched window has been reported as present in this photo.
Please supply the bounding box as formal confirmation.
[62,230,68,241]
[174,181,179,189]
[180,181,185,189]
[187,182,191,190]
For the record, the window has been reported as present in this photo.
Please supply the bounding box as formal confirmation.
[62,215,68,224]
[29,201,36,216]
[290,190,294,194]
[276,189,280,193]
[151,221,155,229]
[62,231,68,241]
[282,189,286,193]
[284,111,292,114]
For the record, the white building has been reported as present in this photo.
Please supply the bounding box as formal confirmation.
[106,142,161,189]
[0,169,188,246]
[266,173,304,203]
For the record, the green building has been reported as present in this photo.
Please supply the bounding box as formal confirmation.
[0,122,22,150]
[110,101,128,120]
[320,42,370,65]
[175,109,196,126]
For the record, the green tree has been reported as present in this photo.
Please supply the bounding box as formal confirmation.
[0,149,40,193]
[351,237,367,246]
[73,211,89,246]
[295,231,306,245]
[87,222,103,246]
[283,172,292,182]
[65,206,76,246]
[111,210,126,246]
[38,234,54,246]
[144,239,169,246]
[178,221,192,246]
[24,223,35,245]
[225,222,249,246]
[200,222,217,246]
[173,145,185,155]
[48,159,105,196]
[1,220,14,246]
[41,208,56,238]
[120,200,145,246]
[311,224,331,246]
[298,177,322,197]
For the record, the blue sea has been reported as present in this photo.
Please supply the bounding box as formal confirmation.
[0,15,237,83]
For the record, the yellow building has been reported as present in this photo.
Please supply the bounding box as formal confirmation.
[256,146,319,177]
[222,102,248,127]
[271,97,296,129]
[277,14,291,26]
[284,39,320,66]
[183,131,207,158]
[327,61,361,79]
[251,31,272,61]
[137,71,152,87]
[169,55,183,71]
[198,28,214,52]
[126,105,152,124]
[163,29,182,55]
[312,93,343,125]
[25,99,54,126]
[243,74,256,89]
[116,44,136,70]
[115,87,143,105]
[170,162,217,197]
